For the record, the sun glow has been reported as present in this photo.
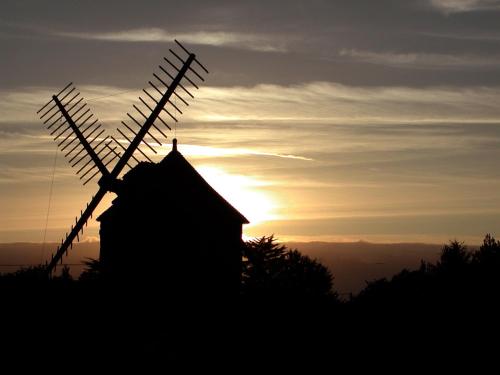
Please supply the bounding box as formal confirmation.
[195,166,279,226]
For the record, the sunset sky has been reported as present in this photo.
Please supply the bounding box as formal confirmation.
[1,0,500,245]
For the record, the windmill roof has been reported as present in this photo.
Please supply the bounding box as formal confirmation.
[97,145,249,224]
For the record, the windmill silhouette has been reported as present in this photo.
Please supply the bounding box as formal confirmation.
[36,40,208,275]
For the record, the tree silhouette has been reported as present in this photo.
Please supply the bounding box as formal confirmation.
[0,265,47,283]
[353,234,500,310]
[242,235,288,290]
[54,265,73,281]
[242,235,337,300]
[439,240,470,266]
[474,233,500,267]
[79,258,101,282]
[437,240,471,273]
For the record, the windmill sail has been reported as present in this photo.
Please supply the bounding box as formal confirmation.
[37,40,208,274]
[114,40,207,174]
[37,83,121,185]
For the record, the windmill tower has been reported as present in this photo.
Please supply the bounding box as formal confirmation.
[36,40,244,286]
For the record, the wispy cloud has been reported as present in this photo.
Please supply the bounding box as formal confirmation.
[54,28,287,52]
[1,82,499,244]
[163,143,313,161]
[339,49,500,69]
[428,0,500,13]
[190,82,500,125]
[419,31,500,42]
[2,81,500,135]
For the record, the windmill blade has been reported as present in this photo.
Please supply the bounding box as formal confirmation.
[158,65,194,98]
[46,187,107,274]
[37,84,111,185]
[175,39,209,74]
[115,41,208,168]
[42,40,208,275]
[38,82,73,115]
[52,95,110,179]
[169,48,205,82]
[163,57,199,89]
[112,48,204,177]
[110,136,140,164]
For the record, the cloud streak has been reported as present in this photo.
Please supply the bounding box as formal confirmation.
[191,82,500,125]
[2,81,500,141]
[170,144,313,161]
[339,49,500,69]
[429,0,500,13]
[54,28,287,52]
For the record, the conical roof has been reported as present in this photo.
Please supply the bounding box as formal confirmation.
[97,143,249,224]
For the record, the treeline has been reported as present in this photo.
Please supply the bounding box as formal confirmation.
[352,234,500,310]
[2,234,500,308]
[239,233,500,310]
[1,234,499,365]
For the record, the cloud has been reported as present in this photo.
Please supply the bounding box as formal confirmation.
[1,81,499,244]
[3,81,500,142]
[339,49,500,69]
[54,28,287,52]
[429,0,500,13]
[168,144,313,161]
[418,30,500,42]
[1,82,499,199]
[189,82,500,125]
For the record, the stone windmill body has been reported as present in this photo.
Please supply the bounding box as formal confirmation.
[36,41,247,291]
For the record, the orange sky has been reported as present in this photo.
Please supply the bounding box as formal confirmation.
[1,0,500,246]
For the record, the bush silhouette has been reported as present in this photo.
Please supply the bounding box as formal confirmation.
[474,233,500,267]
[437,240,471,273]
[242,235,337,300]
[353,234,500,310]
[79,258,101,282]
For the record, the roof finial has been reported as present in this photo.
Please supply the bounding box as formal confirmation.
[173,138,177,152]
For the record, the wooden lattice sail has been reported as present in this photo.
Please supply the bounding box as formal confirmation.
[36,40,208,274]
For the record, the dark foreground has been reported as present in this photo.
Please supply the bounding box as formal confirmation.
[1,280,499,370]
[3,235,500,369]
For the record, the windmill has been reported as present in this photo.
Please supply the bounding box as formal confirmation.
[36,40,208,275]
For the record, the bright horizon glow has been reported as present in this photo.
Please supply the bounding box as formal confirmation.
[195,166,280,226]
